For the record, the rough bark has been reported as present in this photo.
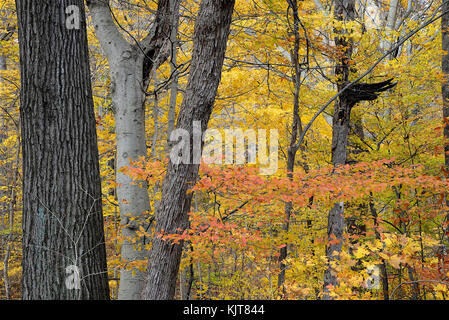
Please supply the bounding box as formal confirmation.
[443,0,449,177]
[322,0,356,300]
[142,0,235,300]
[383,0,400,56]
[167,0,180,142]
[443,0,449,239]
[16,0,109,299]
[87,0,178,299]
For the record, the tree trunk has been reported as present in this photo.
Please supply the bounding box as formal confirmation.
[3,136,18,300]
[0,42,9,299]
[278,0,305,291]
[113,49,151,300]
[87,0,178,300]
[167,0,180,142]
[142,0,235,300]
[386,0,399,36]
[0,45,6,71]
[384,0,400,57]
[443,0,449,176]
[322,0,355,300]
[369,193,389,300]
[442,0,449,237]
[322,0,396,299]
[16,0,109,299]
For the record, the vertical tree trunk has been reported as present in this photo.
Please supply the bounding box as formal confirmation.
[442,0,449,237]
[0,42,9,299]
[443,0,449,176]
[3,137,19,300]
[383,0,401,57]
[385,0,399,43]
[322,0,395,299]
[142,0,235,300]
[322,0,355,300]
[167,0,180,142]
[369,193,389,300]
[16,0,109,299]
[278,0,305,291]
[112,49,151,300]
[87,0,178,299]
[0,45,6,71]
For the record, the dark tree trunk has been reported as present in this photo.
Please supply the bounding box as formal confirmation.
[278,0,306,292]
[142,0,235,300]
[16,0,110,299]
[444,1,449,171]
[323,0,395,299]
[322,0,356,299]
[442,0,449,238]
[369,194,389,300]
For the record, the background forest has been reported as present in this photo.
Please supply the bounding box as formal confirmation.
[1,0,449,300]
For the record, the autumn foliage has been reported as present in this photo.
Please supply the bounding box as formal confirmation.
[1,0,449,300]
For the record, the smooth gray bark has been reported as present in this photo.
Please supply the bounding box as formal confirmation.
[386,0,400,32]
[87,0,178,299]
[142,0,235,300]
[383,0,400,54]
